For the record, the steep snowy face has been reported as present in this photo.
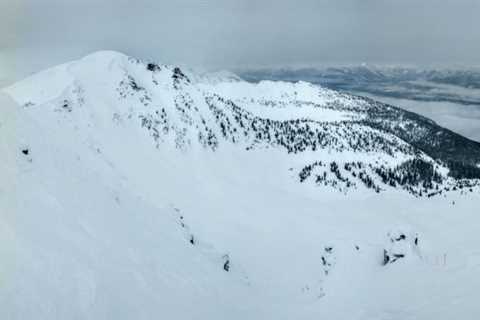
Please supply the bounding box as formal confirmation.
[5,51,480,197]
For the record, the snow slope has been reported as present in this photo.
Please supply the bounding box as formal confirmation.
[1,51,480,319]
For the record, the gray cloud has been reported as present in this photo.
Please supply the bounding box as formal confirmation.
[1,0,480,86]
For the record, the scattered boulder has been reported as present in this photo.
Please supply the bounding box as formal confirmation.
[382,230,419,265]
[383,249,390,265]
[223,255,230,272]
[395,234,406,241]
[321,246,335,275]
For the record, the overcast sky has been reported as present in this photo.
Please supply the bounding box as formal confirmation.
[1,0,480,86]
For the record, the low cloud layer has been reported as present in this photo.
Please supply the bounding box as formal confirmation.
[1,0,480,85]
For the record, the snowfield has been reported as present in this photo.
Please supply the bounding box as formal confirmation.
[1,51,480,319]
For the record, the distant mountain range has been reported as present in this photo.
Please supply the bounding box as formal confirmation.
[239,66,480,106]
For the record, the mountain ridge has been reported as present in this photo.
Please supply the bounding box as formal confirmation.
[5,50,479,197]
[2,51,480,319]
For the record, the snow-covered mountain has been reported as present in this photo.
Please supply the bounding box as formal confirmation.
[2,51,480,319]
[240,65,480,143]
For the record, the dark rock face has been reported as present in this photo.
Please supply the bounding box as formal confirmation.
[147,63,161,72]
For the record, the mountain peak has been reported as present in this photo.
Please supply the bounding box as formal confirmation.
[4,52,480,197]
[81,50,129,61]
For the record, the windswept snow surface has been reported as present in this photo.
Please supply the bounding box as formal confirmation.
[1,51,480,319]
